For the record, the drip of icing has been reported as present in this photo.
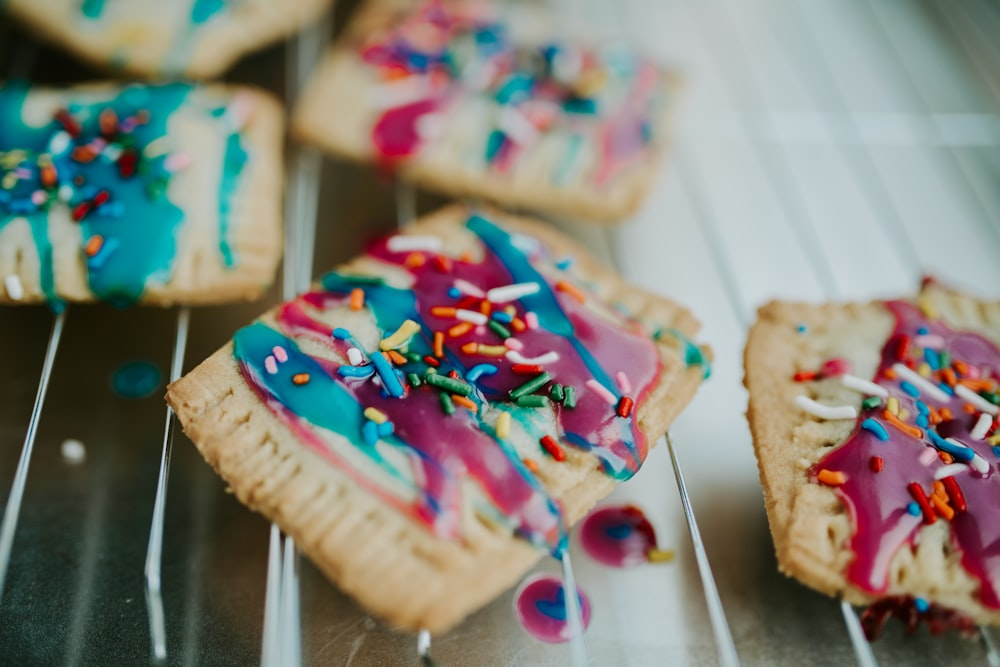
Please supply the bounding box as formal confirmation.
[514,574,592,643]
[813,300,1000,608]
[579,504,662,567]
[80,0,104,19]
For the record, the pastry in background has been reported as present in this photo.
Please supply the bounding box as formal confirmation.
[167,205,709,633]
[294,0,680,224]
[0,81,283,308]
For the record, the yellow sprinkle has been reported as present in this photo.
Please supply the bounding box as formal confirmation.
[917,363,932,378]
[989,434,1000,446]
[917,295,937,319]
[364,407,388,424]
[898,408,910,421]
[379,319,421,351]
[887,397,900,416]
[646,548,675,563]
[497,412,511,439]
[477,344,508,357]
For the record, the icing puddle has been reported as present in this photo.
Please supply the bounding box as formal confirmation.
[579,504,673,567]
[513,574,592,643]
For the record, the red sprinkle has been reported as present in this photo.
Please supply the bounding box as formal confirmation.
[942,476,967,513]
[870,456,884,473]
[423,355,440,367]
[616,396,634,418]
[793,371,817,382]
[907,482,936,525]
[512,364,543,375]
[55,109,81,137]
[539,435,565,462]
[820,357,851,377]
[432,255,452,272]
[93,189,110,206]
[118,149,138,178]
[895,334,911,361]
[72,201,92,222]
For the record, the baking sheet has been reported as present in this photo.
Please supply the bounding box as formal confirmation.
[2,0,1000,664]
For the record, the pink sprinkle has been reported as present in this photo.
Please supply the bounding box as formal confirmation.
[586,379,617,405]
[525,312,539,330]
[504,338,524,351]
[914,334,945,349]
[272,346,288,363]
[968,366,982,379]
[454,279,485,298]
[264,355,278,375]
[31,190,47,205]
[820,358,851,378]
[919,447,938,466]
[164,153,192,172]
[616,371,632,394]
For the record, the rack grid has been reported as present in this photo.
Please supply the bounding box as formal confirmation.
[1,0,1000,665]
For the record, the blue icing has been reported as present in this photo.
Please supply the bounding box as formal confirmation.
[191,0,227,23]
[217,126,248,267]
[81,0,105,19]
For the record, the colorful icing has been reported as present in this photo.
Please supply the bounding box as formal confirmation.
[0,83,251,307]
[514,574,592,643]
[79,0,228,24]
[230,214,679,553]
[111,360,163,399]
[358,0,667,186]
[579,504,672,567]
[804,300,1000,609]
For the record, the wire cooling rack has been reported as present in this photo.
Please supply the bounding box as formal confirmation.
[2,0,1000,665]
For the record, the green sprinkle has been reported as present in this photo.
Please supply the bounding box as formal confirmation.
[425,373,472,397]
[550,383,565,402]
[982,391,1000,406]
[440,393,455,415]
[861,396,883,411]
[406,352,424,363]
[509,372,553,400]
[488,320,511,339]
[563,386,577,409]
[407,372,422,388]
[339,274,385,285]
[515,395,549,408]
[938,351,950,369]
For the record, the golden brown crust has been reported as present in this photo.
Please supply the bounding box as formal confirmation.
[168,204,708,633]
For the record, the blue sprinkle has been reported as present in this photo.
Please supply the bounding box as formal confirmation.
[466,364,498,383]
[376,421,394,437]
[992,445,1000,458]
[924,348,940,370]
[861,418,889,441]
[906,502,921,517]
[916,415,929,429]
[447,287,461,299]
[914,597,929,613]
[361,420,379,446]
[492,311,513,323]
[917,327,929,335]
[555,258,574,270]
[899,381,919,398]
[371,352,404,398]
[338,365,374,378]
[332,327,351,340]
[938,382,954,396]
[796,323,808,333]
[928,430,974,463]
[915,400,929,415]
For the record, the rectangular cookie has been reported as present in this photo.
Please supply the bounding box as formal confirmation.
[0,81,283,308]
[4,0,334,79]
[166,204,709,633]
[293,0,680,224]
[744,281,1000,633]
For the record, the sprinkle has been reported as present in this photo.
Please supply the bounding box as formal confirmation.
[439,393,455,415]
[430,306,457,318]
[504,337,524,351]
[915,334,945,349]
[794,371,818,382]
[861,418,889,441]
[892,363,950,403]
[292,373,310,385]
[870,456,884,472]
[794,395,858,420]
[861,396,883,411]
[930,495,955,521]
[456,309,488,325]
[927,431,973,462]
[338,365,374,378]
[380,319,421,351]
[969,453,990,474]
[586,379,618,405]
[515,395,549,408]
[507,350,559,365]
[796,323,808,333]
[364,407,388,424]
[84,234,104,257]
[453,279,486,298]
[563,386,577,408]
[425,373,472,397]
[61,439,86,464]
[510,372,553,400]
[955,385,1000,415]
[271,346,288,363]
[841,374,890,398]
[488,320,511,339]
[377,421,394,437]
[371,351,404,398]
[555,280,586,304]
[971,413,993,440]
[423,355,440,367]
[452,395,477,412]
[264,356,278,375]
[816,469,846,486]
[940,407,954,421]
[487,282,540,303]
[332,327,351,340]
[463,343,507,357]
[492,311,513,324]
[550,383,565,402]
[906,502,921,516]
[616,371,632,394]
[466,364,498,383]
[942,476,968,512]
[524,312,539,330]
[616,396,634,418]
[919,447,939,466]
[514,364,545,375]
[914,598,930,613]
[448,322,474,338]
[432,255,452,272]
[907,483,936,524]
[917,295,937,319]
[646,548,675,563]
[4,274,23,300]
[387,235,443,253]
[883,411,923,439]
[496,412,512,439]
[934,464,968,480]
[349,288,365,311]
[522,458,539,473]
[362,420,379,446]
[433,331,445,358]
[406,372,422,387]
[539,435,566,461]
[820,358,851,377]
[347,348,364,365]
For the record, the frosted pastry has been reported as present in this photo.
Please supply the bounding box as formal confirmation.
[3,0,334,79]
[167,205,708,633]
[0,81,283,308]
[744,282,1000,635]
[293,0,680,224]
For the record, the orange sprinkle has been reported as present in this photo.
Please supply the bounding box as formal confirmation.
[555,280,586,304]
[941,368,957,387]
[292,373,310,385]
[964,403,977,414]
[430,306,457,318]
[433,331,445,358]
[930,495,955,521]
[459,251,473,263]
[448,322,473,338]
[41,165,57,188]
[883,368,897,380]
[953,360,970,377]
[386,350,407,366]
[927,405,942,425]
[460,342,478,355]
[83,234,104,257]
[940,407,954,421]
[349,288,364,311]
[405,252,426,268]
[479,300,492,315]
[939,451,954,464]
[883,410,923,439]
[960,378,994,392]
[522,458,539,473]
[817,469,847,486]
[452,395,477,412]
[932,481,947,502]
[510,317,526,332]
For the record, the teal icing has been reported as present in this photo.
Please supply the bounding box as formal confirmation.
[217,121,248,267]
[191,0,227,24]
[552,133,583,186]
[659,327,711,379]
[80,0,104,19]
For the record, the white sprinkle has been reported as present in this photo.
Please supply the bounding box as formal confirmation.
[504,337,523,351]
[61,439,86,464]
[914,334,945,349]
[453,279,485,298]
[417,629,431,657]
[272,346,288,363]
[497,105,539,145]
[892,363,950,403]
[102,145,122,162]
[264,355,278,375]
[586,379,618,405]
[506,350,559,365]
[143,137,170,158]
[934,463,970,480]
[794,395,858,420]
[387,235,442,253]
[487,282,540,303]
[348,347,364,366]
[616,371,632,394]
[840,374,889,398]
[955,385,1000,415]
[970,454,991,475]
[4,274,24,300]
[971,413,993,440]
[455,309,488,325]
[48,131,71,155]
[919,447,939,466]
[58,184,74,202]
